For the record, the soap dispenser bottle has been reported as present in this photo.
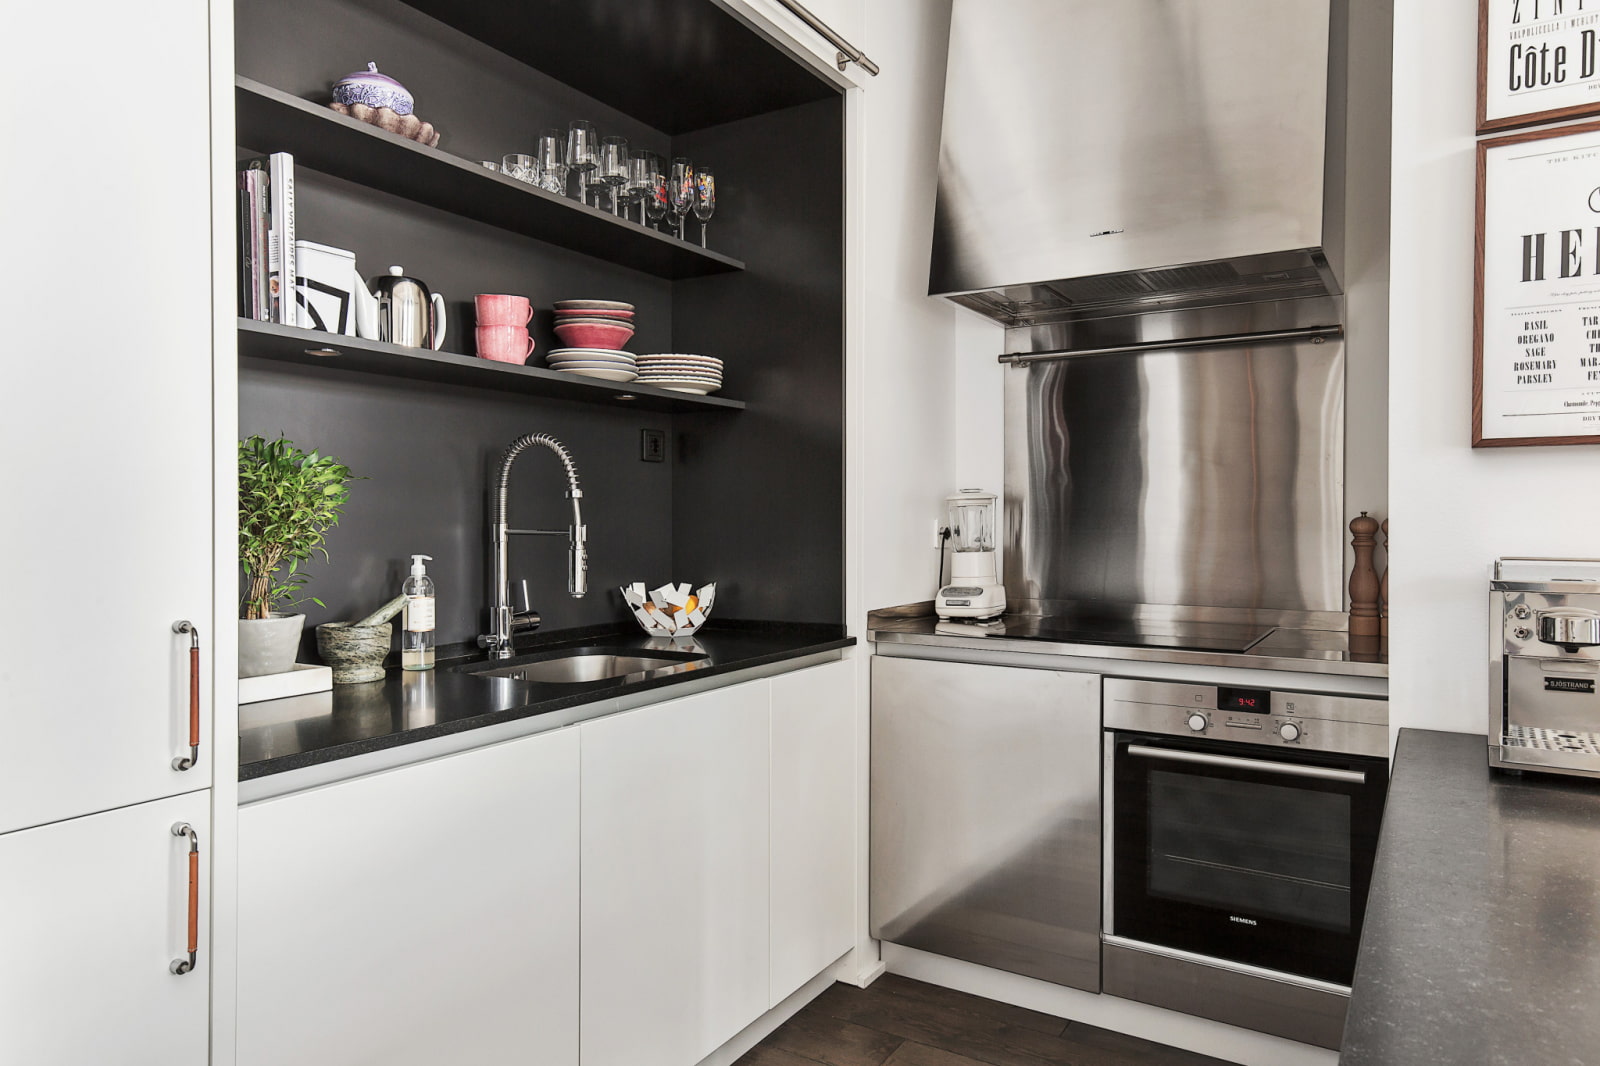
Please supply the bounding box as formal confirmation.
[402,554,436,671]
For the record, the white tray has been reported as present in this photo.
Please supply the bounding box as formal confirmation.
[239,663,333,704]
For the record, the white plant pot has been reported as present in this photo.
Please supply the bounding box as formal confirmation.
[238,613,306,678]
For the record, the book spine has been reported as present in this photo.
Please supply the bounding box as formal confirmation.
[255,166,270,321]
[270,152,296,326]
[237,172,251,318]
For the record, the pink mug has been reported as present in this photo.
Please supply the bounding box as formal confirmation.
[476,326,535,364]
[475,293,532,327]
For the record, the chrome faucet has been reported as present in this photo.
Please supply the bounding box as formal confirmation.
[479,434,588,659]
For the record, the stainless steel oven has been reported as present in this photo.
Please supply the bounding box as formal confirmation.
[1102,679,1388,1050]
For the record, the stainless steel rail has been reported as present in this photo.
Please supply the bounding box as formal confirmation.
[772,0,879,75]
[1127,744,1367,785]
[999,325,1344,366]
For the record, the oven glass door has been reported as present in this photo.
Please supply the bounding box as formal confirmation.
[1110,731,1388,986]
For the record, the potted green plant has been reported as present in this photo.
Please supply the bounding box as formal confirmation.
[238,435,358,678]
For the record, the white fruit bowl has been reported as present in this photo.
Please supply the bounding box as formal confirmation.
[622,581,716,637]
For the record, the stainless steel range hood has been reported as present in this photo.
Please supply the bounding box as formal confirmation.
[929,0,1347,331]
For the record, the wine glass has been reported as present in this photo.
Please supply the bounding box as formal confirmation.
[693,166,716,247]
[668,157,694,240]
[644,168,669,230]
[626,150,656,225]
[598,136,630,216]
[536,128,567,195]
[566,120,597,201]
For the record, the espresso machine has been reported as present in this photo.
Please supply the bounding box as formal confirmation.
[1489,557,1600,779]
[935,489,1006,620]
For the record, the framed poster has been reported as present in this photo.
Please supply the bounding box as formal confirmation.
[1475,121,1600,447]
[1479,0,1600,132]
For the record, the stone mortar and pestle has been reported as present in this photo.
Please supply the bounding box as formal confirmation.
[316,594,407,684]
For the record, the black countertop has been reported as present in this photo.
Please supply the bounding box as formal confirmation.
[1341,729,1600,1065]
[239,621,852,780]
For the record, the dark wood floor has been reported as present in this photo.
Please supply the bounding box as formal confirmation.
[734,975,1239,1066]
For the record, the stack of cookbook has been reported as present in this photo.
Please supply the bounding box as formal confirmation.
[238,152,296,323]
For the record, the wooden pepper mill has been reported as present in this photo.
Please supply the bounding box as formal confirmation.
[1348,512,1382,638]
[1380,519,1389,642]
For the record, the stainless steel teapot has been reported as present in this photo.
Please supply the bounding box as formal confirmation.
[352,264,447,350]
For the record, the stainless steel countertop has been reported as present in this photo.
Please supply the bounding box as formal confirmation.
[867,614,1387,678]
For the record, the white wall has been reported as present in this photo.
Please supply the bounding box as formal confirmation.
[855,0,1003,620]
[1389,0,1600,734]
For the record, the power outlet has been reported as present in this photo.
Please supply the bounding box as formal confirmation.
[640,428,666,463]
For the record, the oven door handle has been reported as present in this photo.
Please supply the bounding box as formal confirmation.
[1126,744,1367,784]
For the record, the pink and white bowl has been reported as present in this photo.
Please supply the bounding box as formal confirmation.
[552,319,635,350]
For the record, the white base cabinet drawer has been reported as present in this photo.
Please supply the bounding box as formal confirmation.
[237,727,580,1066]
[770,658,857,1004]
[0,792,212,1066]
[580,682,773,1066]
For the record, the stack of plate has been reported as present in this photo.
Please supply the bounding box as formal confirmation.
[545,347,638,382]
[635,354,724,394]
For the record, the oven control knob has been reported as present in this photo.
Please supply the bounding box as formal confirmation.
[1278,721,1302,743]
[1187,713,1208,733]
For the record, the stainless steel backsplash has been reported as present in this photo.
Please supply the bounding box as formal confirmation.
[1003,337,1345,614]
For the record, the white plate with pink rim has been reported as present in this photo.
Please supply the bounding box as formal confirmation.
[548,347,636,360]
[551,366,638,382]
[637,353,722,365]
[638,376,721,394]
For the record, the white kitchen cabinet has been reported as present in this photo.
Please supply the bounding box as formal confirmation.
[0,793,212,1066]
[0,0,214,835]
[580,681,773,1066]
[769,658,857,1005]
[236,727,580,1066]
[722,0,868,82]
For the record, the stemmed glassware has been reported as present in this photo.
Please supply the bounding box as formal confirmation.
[536,129,567,196]
[693,166,716,247]
[644,167,669,230]
[668,157,695,240]
[514,126,718,242]
[565,120,597,202]
[626,150,657,225]
[598,136,630,216]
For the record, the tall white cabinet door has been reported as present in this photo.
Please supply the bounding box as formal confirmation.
[237,728,580,1066]
[0,0,213,834]
[769,659,858,1005]
[0,794,212,1066]
[581,682,772,1066]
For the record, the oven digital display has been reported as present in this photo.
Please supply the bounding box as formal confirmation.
[1217,686,1270,713]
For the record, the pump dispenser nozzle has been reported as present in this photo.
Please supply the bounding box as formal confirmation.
[410,554,432,577]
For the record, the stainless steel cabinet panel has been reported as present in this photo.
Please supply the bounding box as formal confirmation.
[870,655,1101,991]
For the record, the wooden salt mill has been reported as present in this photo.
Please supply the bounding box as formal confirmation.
[1380,519,1389,641]
[1348,513,1382,638]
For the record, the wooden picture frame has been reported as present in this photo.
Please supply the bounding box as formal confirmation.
[1478,0,1600,133]
[1474,121,1600,447]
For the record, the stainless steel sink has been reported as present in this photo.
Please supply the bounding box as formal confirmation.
[457,647,709,684]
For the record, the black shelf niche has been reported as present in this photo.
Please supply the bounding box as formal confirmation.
[400,0,842,134]
[236,78,745,281]
[239,318,744,414]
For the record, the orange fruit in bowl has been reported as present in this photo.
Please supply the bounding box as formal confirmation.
[681,594,699,615]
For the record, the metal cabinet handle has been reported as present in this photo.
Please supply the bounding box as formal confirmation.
[170,823,200,975]
[1126,744,1367,784]
[172,621,200,771]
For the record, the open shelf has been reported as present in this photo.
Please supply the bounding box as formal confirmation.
[235,77,746,281]
[401,0,841,135]
[238,318,745,413]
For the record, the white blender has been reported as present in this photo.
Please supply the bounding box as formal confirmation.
[935,489,1006,620]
